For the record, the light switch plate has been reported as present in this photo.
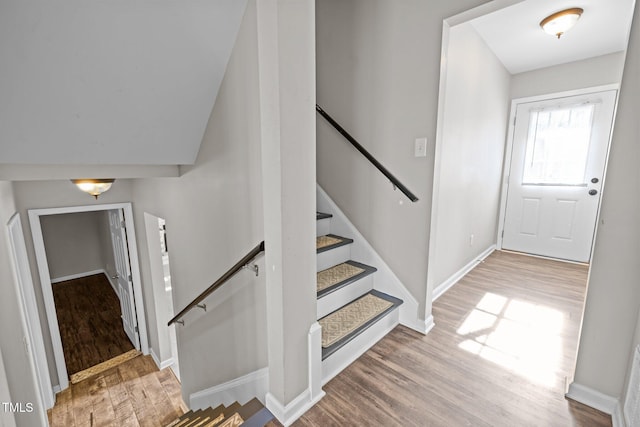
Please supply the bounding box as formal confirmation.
[414,137,427,157]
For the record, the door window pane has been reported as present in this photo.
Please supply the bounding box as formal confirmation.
[522,104,595,185]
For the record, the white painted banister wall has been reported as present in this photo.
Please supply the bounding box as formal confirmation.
[570,4,640,422]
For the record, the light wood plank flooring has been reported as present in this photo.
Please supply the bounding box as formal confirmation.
[47,354,187,426]
[295,250,611,426]
[53,273,134,375]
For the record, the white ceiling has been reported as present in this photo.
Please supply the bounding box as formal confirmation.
[0,0,247,166]
[471,0,635,74]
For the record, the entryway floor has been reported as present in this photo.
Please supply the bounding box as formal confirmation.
[47,354,186,426]
[295,250,612,426]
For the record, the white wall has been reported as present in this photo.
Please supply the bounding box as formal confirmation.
[429,23,510,288]
[0,346,16,427]
[510,52,626,100]
[316,0,492,322]
[130,0,267,401]
[0,181,44,426]
[572,4,640,400]
[40,211,107,281]
[0,0,247,166]
[143,212,173,366]
[11,179,135,388]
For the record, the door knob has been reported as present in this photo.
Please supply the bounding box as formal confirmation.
[591,178,599,184]
[588,189,598,196]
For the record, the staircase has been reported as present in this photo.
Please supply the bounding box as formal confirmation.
[316,211,403,384]
[166,398,275,427]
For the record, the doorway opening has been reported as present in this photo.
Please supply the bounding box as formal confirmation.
[144,213,180,381]
[28,202,148,392]
[428,0,633,406]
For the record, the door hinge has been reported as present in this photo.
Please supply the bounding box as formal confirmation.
[128,274,132,282]
[121,220,126,227]
[135,326,139,333]
[502,230,505,238]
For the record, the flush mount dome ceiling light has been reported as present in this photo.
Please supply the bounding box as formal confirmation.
[71,179,115,199]
[540,7,584,39]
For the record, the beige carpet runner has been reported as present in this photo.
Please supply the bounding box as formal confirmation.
[70,349,141,384]
[317,263,365,293]
[316,235,343,250]
[320,293,394,348]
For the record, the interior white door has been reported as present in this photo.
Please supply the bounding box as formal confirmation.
[501,89,617,262]
[109,209,140,349]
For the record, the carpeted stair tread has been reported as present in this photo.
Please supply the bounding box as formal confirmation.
[320,290,403,360]
[317,261,377,297]
[316,234,353,253]
[316,212,333,220]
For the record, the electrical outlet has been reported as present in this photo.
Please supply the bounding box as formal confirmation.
[414,137,427,157]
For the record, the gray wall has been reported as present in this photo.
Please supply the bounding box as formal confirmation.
[12,179,135,388]
[130,0,267,400]
[40,211,108,281]
[0,181,44,426]
[429,23,510,288]
[511,52,626,100]
[316,0,491,321]
[573,4,640,400]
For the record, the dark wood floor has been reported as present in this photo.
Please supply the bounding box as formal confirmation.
[295,250,612,427]
[53,273,134,375]
[47,354,187,426]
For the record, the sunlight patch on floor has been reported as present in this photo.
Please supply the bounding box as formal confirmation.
[457,292,564,387]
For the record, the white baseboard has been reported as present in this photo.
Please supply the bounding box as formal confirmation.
[400,313,435,335]
[190,368,269,410]
[266,388,324,427]
[50,269,106,284]
[317,185,426,335]
[432,245,496,301]
[149,348,174,371]
[566,382,620,418]
[612,402,626,427]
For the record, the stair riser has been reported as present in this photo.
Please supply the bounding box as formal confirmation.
[321,306,400,385]
[317,245,351,271]
[316,218,331,237]
[317,275,373,319]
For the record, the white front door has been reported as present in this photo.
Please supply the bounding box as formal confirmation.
[109,209,140,348]
[501,89,617,262]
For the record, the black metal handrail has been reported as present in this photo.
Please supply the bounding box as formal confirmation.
[315,104,419,202]
[168,241,265,326]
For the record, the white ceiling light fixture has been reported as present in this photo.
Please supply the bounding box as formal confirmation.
[71,179,115,199]
[540,7,584,39]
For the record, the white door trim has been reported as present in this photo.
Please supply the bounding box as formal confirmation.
[496,84,620,254]
[6,214,54,414]
[28,202,148,391]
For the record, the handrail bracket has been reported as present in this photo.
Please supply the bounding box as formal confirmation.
[243,263,259,277]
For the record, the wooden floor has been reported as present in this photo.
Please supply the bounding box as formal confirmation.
[47,354,187,427]
[53,273,134,375]
[295,251,612,427]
